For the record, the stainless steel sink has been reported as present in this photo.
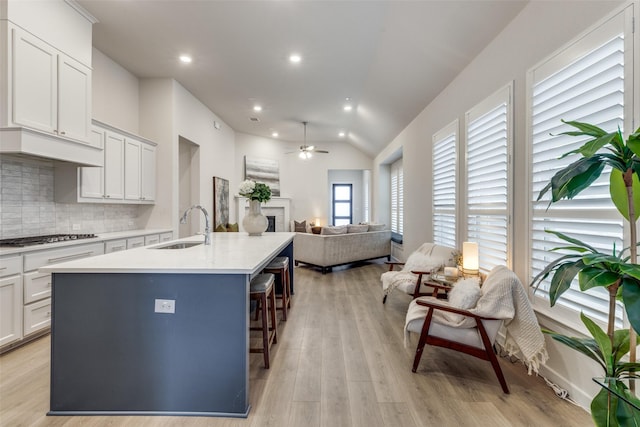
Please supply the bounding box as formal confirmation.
[152,241,203,249]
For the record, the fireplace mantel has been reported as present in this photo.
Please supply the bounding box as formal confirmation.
[235,197,291,232]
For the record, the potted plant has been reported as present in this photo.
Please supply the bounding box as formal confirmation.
[531,120,640,426]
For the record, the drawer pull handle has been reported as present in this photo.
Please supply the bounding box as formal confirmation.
[0,267,6,270]
[46,312,51,317]
[48,251,93,263]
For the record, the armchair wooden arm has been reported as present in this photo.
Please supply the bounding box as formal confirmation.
[385,261,405,271]
[409,271,448,299]
[414,298,501,321]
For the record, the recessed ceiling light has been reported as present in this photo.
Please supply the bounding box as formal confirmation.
[289,53,302,63]
[338,132,346,137]
[253,105,262,112]
[272,132,279,137]
[343,105,353,112]
[179,55,192,63]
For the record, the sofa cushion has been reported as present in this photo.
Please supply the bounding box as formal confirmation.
[294,220,308,233]
[347,224,369,233]
[367,223,386,231]
[321,225,347,235]
[215,224,227,232]
[227,223,239,232]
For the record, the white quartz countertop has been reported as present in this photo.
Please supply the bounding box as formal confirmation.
[39,233,295,275]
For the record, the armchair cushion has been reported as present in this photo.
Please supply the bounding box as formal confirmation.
[444,278,481,324]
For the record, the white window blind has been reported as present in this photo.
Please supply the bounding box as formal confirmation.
[391,159,403,235]
[529,11,629,328]
[433,121,457,248]
[466,85,512,272]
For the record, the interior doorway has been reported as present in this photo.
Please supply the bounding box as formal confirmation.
[178,136,200,238]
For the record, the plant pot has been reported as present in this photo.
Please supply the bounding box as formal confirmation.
[243,199,268,236]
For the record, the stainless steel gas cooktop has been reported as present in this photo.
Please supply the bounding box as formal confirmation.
[0,234,97,247]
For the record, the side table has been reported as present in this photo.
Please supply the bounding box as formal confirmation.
[311,226,322,234]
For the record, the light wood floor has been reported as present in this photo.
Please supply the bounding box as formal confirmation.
[0,261,591,426]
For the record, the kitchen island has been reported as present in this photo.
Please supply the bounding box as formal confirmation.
[40,232,295,418]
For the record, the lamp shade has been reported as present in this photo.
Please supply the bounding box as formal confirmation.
[315,218,320,226]
[462,241,479,273]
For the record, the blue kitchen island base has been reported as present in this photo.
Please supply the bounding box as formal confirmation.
[49,272,251,417]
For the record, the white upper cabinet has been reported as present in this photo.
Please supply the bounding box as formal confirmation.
[79,127,106,199]
[104,132,125,200]
[124,138,142,201]
[141,143,156,201]
[11,29,58,134]
[57,54,91,142]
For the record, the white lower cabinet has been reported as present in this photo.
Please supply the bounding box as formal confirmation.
[0,256,23,347]
[127,236,145,249]
[23,298,52,336]
[144,234,160,246]
[23,271,52,304]
[105,239,127,253]
[160,232,173,243]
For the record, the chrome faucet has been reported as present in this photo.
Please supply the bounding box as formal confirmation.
[180,205,211,245]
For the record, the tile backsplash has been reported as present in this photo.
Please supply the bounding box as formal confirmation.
[1,155,142,239]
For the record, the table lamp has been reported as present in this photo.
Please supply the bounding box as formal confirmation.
[462,241,479,277]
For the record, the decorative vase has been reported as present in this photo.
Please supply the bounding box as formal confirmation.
[243,199,268,236]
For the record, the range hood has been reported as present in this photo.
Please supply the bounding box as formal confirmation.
[0,127,103,167]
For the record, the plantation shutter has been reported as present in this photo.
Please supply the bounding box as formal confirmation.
[529,12,629,328]
[433,121,457,248]
[466,85,512,272]
[391,159,403,235]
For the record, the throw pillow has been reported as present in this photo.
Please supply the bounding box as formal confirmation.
[347,224,369,233]
[402,251,441,274]
[320,225,348,235]
[442,277,481,324]
[367,223,386,231]
[294,220,307,233]
[226,223,239,232]
[214,224,227,232]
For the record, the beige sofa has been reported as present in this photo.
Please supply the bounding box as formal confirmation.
[294,230,391,274]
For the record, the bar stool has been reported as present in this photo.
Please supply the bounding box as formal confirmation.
[250,273,277,369]
[263,256,291,321]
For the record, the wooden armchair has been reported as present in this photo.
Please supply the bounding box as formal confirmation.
[410,282,508,393]
[381,243,457,304]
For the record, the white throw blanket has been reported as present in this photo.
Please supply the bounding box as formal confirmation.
[404,265,548,375]
[381,244,453,296]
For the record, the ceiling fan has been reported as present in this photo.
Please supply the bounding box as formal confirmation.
[287,121,329,159]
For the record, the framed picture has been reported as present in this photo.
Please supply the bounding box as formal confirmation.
[212,177,230,229]
[244,156,280,197]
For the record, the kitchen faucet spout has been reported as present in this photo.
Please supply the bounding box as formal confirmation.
[180,205,211,245]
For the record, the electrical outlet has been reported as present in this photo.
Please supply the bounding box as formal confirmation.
[154,299,175,314]
[72,223,81,231]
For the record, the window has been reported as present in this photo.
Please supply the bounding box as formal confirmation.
[391,159,403,237]
[433,121,458,248]
[528,8,632,328]
[466,84,512,272]
[332,184,352,226]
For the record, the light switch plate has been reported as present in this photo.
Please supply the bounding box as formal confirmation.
[154,299,175,314]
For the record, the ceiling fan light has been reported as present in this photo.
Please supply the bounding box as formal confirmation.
[307,145,314,151]
[299,151,305,159]
[306,152,312,159]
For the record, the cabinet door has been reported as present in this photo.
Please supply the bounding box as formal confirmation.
[104,132,124,200]
[12,28,57,133]
[105,239,127,253]
[57,54,91,143]
[0,275,23,347]
[124,138,141,201]
[80,127,105,199]
[141,143,156,201]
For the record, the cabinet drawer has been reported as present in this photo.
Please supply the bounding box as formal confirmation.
[160,232,173,242]
[23,271,52,304]
[127,236,145,249]
[144,234,160,246]
[105,239,127,253]
[23,298,51,336]
[0,255,22,277]
[24,242,104,272]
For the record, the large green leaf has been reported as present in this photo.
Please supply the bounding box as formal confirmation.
[545,229,598,253]
[628,127,640,158]
[530,253,582,292]
[583,253,622,266]
[610,168,640,222]
[550,157,605,202]
[542,329,605,368]
[620,264,640,281]
[561,132,618,158]
[622,277,640,335]
[591,387,619,427]
[579,267,620,291]
[560,120,608,138]
[611,329,631,367]
[549,260,585,306]
[582,313,614,376]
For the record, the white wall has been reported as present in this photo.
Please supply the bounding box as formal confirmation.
[234,133,373,226]
[373,0,626,410]
[92,48,139,134]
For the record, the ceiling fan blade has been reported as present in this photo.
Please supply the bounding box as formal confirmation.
[314,150,329,154]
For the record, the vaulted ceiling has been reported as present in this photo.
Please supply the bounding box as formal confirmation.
[78,0,528,157]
